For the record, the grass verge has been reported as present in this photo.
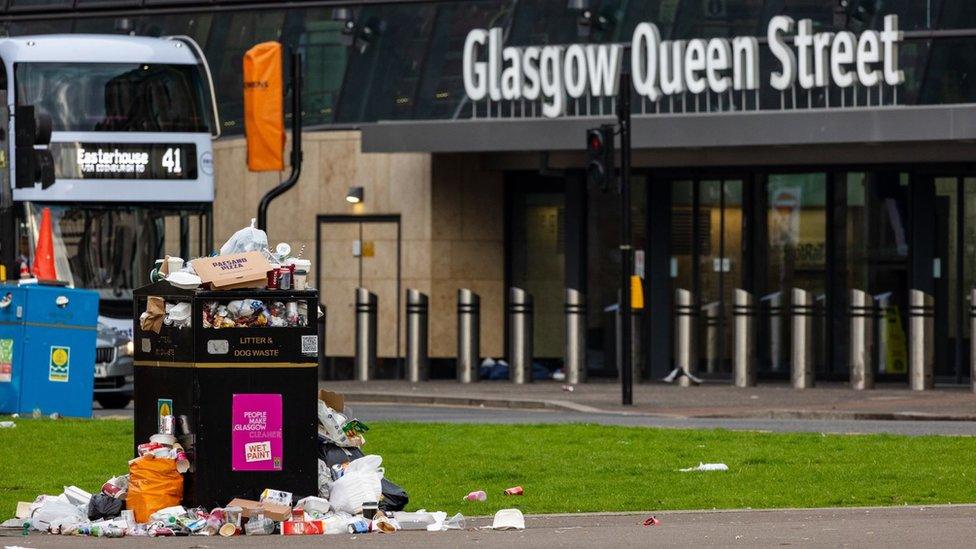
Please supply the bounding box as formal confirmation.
[2,418,975,516]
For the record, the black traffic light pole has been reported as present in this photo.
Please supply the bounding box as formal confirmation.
[617,70,633,406]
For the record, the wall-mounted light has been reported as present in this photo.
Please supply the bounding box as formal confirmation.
[346,186,364,204]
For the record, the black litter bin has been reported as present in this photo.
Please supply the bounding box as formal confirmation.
[132,281,318,508]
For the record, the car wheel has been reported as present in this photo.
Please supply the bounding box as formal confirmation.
[96,394,132,409]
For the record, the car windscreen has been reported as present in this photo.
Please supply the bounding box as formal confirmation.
[16,62,211,133]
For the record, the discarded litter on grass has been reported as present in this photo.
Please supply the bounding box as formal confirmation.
[679,463,729,472]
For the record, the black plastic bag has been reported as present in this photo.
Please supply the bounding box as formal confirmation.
[87,493,124,520]
[379,478,409,511]
[318,441,409,511]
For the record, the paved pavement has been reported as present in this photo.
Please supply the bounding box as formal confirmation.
[6,505,976,548]
[348,403,976,436]
[324,379,976,420]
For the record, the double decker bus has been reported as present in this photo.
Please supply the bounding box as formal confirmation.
[0,34,220,406]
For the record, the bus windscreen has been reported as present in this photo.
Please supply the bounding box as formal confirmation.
[15,62,211,133]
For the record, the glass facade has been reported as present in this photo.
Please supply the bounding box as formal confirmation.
[3,0,976,132]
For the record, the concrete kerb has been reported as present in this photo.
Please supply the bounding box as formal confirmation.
[340,392,976,422]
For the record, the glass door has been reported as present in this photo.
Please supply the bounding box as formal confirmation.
[763,173,827,375]
[669,177,744,377]
[698,179,743,375]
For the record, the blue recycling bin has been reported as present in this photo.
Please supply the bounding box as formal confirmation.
[0,283,100,418]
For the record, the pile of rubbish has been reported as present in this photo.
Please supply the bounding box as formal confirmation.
[202,299,308,328]
[139,219,314,334]
[3,393,525,538]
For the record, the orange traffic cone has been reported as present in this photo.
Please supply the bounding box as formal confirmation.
[33,207,56,281]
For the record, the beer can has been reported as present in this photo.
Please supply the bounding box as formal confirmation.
[159,414,175,435]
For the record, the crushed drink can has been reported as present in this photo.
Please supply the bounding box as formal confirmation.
[504,486,524,496]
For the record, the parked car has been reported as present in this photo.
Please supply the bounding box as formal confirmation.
[94,323,134,409]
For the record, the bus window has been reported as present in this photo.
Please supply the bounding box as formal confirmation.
[14,63,211,133]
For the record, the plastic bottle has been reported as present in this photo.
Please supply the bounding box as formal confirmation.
[463,490,487,502]
[244,515,276,536]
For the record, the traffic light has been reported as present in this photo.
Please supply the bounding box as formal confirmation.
[14,105,55,189]
[586,124,614,192]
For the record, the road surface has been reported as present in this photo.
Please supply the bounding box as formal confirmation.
[93,401,976,436]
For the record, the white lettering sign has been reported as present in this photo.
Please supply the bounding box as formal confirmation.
[462,14,903,118]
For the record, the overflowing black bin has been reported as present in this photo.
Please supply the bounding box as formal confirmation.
[132,281,318,508]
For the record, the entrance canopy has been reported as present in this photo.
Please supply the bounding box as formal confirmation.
[361,104,976,156]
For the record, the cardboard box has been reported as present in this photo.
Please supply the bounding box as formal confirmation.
[190,251,272,290]
[226,498,292,522]
[318,389,345,412]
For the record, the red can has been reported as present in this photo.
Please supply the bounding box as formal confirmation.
[503,486,524,496]
[267,268,280,289]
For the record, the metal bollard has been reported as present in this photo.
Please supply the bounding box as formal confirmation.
[457,289,480,384]
[761,291,783,372]
[406,289,429,382]
[613,300,642,383]
[790,288,815,389]
[908,289,934,391]
[674,288,698,387]
[732,289,756,388]
[702,301,721,374]
[874,292,894,374]
[971,289,976,393]
[849,289,874,390]
[565,288,586,384]
[354,288,377,382]
[508,287,533,384]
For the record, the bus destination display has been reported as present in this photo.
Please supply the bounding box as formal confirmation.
[52,143,198,180]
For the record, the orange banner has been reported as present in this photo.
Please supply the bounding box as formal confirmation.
[244,41,284,171]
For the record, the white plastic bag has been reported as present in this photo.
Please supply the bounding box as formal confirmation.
[328,470,383,515]
[29,496,86,532]
[219,218,269,256]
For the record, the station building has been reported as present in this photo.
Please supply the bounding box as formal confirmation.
[6,0,976,383]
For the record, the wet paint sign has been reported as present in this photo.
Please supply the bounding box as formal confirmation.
[0,338,12,383]
[231,393,283,471]
[48,346,70,382]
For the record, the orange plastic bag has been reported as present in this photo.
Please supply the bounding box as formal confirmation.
[126,454,184,523]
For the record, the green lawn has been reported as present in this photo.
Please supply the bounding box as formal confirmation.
[2,418,975,517]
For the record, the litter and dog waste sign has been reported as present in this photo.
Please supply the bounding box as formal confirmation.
[48,346,70,382]
[232,393,283,471]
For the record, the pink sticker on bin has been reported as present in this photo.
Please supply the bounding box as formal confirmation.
[232,393,283,471]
